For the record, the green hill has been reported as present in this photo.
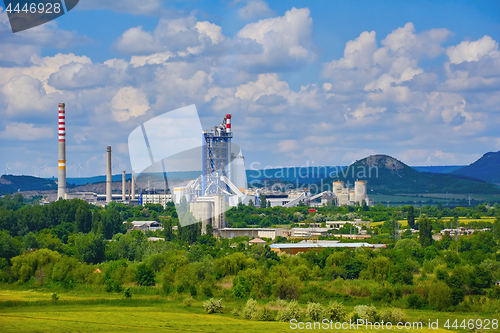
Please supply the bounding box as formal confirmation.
[0,175,58,195]
[451,151,500,184]
[322,154,500,194]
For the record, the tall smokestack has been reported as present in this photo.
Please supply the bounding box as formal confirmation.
[131,171,135,201]
[122,171,126,201]
[106,146,112,203]
[57,103,66,199]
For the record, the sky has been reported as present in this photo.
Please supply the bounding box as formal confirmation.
[1,0,500,178]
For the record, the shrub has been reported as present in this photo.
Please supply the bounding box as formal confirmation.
[306,302,324,322]
[51,293,59,301]
[406,294,427,309]
[428,281,451,311]
[183,296,194,307]
[379,308,407,324]
[136,263,155,286]
[189,285,198,297]
[324,301,347,322]
[124,287,132,298]
[232,308,240,317]
[201,281,214,297]
[353,305,378,322]
[242,298,259,320]
[276,300,302,322]
[256,306,274,321]
[203,298,224,314]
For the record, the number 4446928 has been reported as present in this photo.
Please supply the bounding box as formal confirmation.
[444,318,498,330]
[5,2,62,14]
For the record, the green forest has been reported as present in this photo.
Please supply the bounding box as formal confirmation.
[1,193,500,326]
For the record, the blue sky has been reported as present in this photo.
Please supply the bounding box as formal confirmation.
[1,0,500,178]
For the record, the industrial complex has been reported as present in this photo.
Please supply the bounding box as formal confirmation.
[54,103,372,236]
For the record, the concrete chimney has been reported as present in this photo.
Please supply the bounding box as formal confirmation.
[122,171,126,201]
[131,171,135,201]
[57,103,66,200]
[106,146,112,203]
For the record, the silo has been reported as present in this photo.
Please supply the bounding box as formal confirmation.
[230,152,247,193]
[354,181,367,204]
[333,181,344,194]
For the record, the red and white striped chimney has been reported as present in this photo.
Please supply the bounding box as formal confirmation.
[57,103,66,199]
[226,114,231,133]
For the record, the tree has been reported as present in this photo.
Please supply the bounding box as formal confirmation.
[136,263,156,286]
[206,223,213,237]
[260,195,267,209]
[418,215,433,247]
[70,232,106,264]
[163,218,173,241]
[407,206,415,229]
[75,205,92,233]
[248,199,255,208]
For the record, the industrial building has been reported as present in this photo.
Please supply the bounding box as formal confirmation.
[333,181,370,206]
[270,241,386,255]
[218,227,291,240]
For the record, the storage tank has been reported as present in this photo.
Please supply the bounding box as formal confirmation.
[230,152,247,193]
[354,181,367,204]
[333,181,344,194]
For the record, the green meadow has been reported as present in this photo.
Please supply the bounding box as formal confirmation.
[0,290,495,333]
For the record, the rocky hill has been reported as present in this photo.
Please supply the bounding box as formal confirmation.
[323,154,500,194]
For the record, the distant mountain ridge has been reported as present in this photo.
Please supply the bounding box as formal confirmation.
[321,154,500,194]
[0,175,58,195]
[451,151,500,184]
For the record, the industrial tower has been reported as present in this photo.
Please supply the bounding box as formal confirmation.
[202,114,233,196]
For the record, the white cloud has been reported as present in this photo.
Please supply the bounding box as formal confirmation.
[347,102,386,121]
[0,122,53,141]
[237,7,316,70]
[446,36,498,64]
[113,17,225,56]
[111,87,150,122]
[278,140,298,152]
[238,0,275,20]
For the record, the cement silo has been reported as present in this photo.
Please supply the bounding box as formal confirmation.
[230,152,247,193]
[333,181,344,195]
[355,181,367,204]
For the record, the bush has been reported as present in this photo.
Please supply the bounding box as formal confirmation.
[324,301,347,322]
[353,305,378,322]
[189,285,198,297]
[183,296,194,307]
[242,298,259,320]
[203,298,224,314]
[51,293,59,301]
[379,308,407,324]
[201,281,214,297]
[136,263,155,286]
[124,287,132,298]
[232,308,240,317]
[276,300,302,322]
[306,302,324,322]
[256,306,274,321]
[428,281,451,311]
[406,294,427,309]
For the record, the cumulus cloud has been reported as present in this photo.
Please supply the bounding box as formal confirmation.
[0,122,53,141]
[114,16,225,56]
[111,87,150,122]
[237,7,316,70]
[447,36,498,64]
[238,0,275,20]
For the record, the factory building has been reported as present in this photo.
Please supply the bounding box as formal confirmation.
[333,181,370,206]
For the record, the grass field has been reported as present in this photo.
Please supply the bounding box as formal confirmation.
[0,290,490,332]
